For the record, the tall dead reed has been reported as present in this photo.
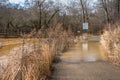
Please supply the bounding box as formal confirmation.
[1,23,74,80]
[101,24,120,66]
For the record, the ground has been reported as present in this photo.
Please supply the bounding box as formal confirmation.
[51,41,120,80]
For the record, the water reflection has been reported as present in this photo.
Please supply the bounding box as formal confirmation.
[82,43,88,51]
[62,41,107,62]
[82,42,99,62]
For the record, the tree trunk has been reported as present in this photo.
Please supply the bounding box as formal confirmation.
[80,0,86,23]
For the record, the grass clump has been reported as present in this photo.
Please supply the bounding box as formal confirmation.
[101,24,120,66]
[0,23,75,80]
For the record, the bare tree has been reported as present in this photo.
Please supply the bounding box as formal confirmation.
[80,0,86,23]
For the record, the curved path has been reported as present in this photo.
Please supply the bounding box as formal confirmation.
[51,42,120,80]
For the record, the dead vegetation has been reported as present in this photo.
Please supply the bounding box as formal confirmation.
[0,24,74,80]
[101,24,120,66]
[0,42,3,49]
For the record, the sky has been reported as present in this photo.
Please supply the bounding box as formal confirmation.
[9,0,25,4]
[9,0,97,4]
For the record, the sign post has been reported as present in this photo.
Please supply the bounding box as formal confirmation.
[83,22,89,33]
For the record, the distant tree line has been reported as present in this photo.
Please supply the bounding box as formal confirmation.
[0,0,119,37]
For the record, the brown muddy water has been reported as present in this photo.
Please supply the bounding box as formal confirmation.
[0,38,39,57]
[61,41,107,62]
[0,38,107,62]
[51,41,120,80]
[0,38,21,57]
[0,44,21,56]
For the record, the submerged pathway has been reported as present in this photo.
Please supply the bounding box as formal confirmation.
[51,42,120,80]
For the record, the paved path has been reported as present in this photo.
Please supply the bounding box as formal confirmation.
[51,42,120,80]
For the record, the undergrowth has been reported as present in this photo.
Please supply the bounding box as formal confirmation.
[0,23,75,80]
[101,24,120,66]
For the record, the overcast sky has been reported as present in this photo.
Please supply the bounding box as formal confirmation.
[9,0,25,3]
[9,0,97,4]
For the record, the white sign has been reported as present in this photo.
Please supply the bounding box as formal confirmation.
[83,23,89,30]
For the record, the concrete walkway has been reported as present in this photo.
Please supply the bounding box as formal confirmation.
[51,42,120,80]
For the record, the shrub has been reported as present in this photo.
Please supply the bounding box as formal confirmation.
[101,24,120,66]
[0,23,74,80]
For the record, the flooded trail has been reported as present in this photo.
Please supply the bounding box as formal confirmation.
[51,42,120,80]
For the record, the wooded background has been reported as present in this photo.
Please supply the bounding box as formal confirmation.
[0,0,120,37]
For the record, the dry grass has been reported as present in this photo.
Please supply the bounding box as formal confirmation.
[101,24,120,66]
[0,24,74,80]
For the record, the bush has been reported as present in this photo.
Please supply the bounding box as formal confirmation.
[0,24,74,80]
[101,24,120,66]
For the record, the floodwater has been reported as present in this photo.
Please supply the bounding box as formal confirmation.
[0,38,39,57]
[51,41,120,80]
[0,43,21,56]
[0,38,106,62]
[61,41,107,62]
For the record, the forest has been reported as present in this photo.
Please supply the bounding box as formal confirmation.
[0,0,119,37]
